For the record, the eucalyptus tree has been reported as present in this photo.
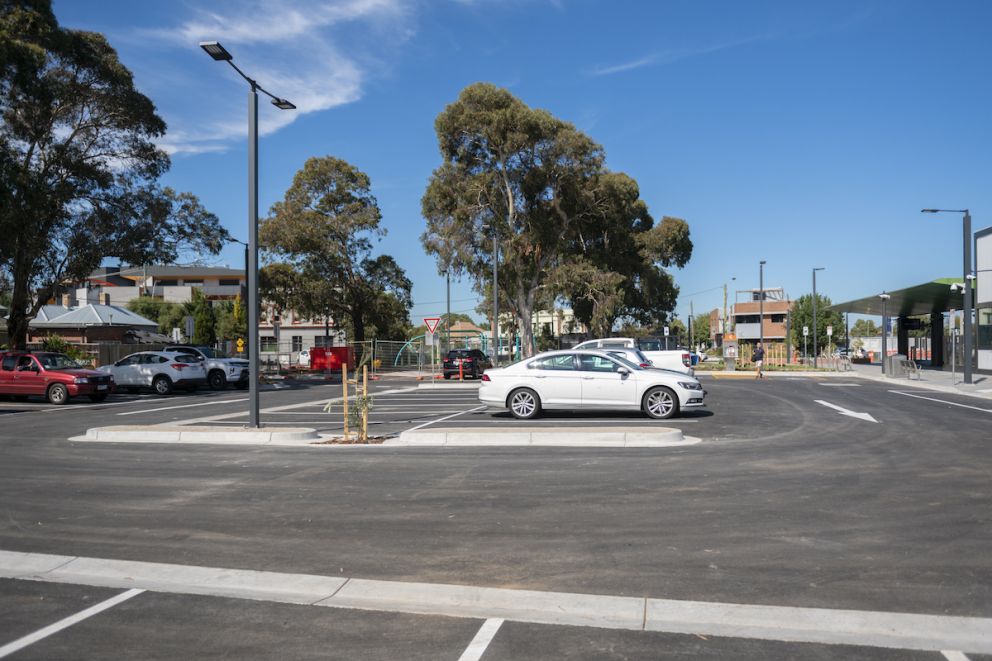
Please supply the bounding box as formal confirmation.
[260,156,411,343]
[422,83,691,354]
[0,0,228,347]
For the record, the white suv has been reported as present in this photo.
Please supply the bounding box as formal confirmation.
[97,351,207,396]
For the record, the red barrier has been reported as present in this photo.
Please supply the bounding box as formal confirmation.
[310,347,353,371]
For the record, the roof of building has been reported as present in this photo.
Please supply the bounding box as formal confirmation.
[449,320,486,334]
[30,304,158,329]
[830,278,970,317]
[84,265,245,281]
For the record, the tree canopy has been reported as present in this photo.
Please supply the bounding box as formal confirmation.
[259,156,412,343]
[421,83,690,356]
[0,0,228,347]
[790,294,846,354]
[850,318,881,337]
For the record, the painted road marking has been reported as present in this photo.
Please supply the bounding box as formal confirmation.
[458,618,504,661]
[1,550,990,654]
[890,391,992,414]
[176,386,420,425]
[818,383,861,387]
[0,588,144,659]
[942,652,970,661]
[815,400,879,423]
[404,406,488,433]
[117,398,247,416]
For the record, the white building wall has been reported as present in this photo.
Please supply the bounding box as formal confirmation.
[977,229,992,370]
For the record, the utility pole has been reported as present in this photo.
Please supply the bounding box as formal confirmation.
[759,261,766,349]
[445,270,451,353]
[492,228,499,367]
[813,267,824,368]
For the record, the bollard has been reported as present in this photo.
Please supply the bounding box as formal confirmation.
[362,365,369,443]
[342,364,349,441]
[459,361,463,381]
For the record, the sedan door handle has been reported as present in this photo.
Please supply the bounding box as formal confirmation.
[535,375,547,379]
[582,376,594,380]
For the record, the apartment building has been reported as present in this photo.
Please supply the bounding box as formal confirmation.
[730,288,792,344]
[73,265,246,305]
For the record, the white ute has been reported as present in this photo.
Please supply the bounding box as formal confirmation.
[572,337,692,375]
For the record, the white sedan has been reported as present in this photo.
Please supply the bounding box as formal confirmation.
[479,350,706,419]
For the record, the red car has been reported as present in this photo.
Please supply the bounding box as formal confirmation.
[0,351,115,405]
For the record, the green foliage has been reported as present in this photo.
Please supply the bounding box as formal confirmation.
[40,334,88,362]
[421,83,691,357]
[690,312,711,347]
[185,289,216,346]
[850,318,881,337]
[0,1,228,348]
[790,294,846,354]
[126,297,185,335]
[259,157,412,342]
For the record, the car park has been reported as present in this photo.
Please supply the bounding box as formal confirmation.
[442,348,492,379]
[97,351,206,396]
[479,349,706,419]
[163,345,249,390]
[0,351,115,404]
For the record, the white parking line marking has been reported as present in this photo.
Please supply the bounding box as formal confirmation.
[117,398,247,416]
[2,550,990,653]
[818,383,861,387]
[405,406,487,433]
[942,651,970,661]
[889,391,992,414]
[458,618,504,661]
[0,588,144,659]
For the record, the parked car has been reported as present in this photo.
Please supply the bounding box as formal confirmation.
[97,351,206,396]
[479,349,706,420]
[572,337,693,375]
[0,351,115,405]
[443,349,492,379]
[604,347,654,368]
[163,345,249,390]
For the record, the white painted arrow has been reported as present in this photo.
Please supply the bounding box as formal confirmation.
[815,400,879,423]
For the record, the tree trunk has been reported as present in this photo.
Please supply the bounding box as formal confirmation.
[516,296,536,358]
[6,277,35,350]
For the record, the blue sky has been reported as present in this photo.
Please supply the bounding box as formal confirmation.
[53,0,992,326]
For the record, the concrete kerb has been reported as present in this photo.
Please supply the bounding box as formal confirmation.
[393,426,697,448]
[71,425,321,446]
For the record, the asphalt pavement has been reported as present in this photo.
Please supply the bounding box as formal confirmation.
[0,373,989,659]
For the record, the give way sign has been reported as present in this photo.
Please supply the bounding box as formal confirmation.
[423,317,441,334]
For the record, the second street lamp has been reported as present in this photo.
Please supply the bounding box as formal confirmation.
[879,292,891,375]
[759,261,766,349]
[200,41,295,428]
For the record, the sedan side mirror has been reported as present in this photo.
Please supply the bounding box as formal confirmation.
[617,367,630,376]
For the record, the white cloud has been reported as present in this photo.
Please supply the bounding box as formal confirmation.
[586,35,773,78]
[136,0,414,155]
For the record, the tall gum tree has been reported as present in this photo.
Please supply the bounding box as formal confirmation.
[422,83,690,355]
[259,156,412,345]
[0,0,227,347]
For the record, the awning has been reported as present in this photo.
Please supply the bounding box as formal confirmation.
[830,278,969,317]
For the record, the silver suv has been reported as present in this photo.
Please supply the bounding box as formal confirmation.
[164,346,249,390]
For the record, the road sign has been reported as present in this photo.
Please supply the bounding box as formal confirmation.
[423,317,441,334]
[424,331,435,346]
[236,338,245,353]
[826,325,833,336]
[184,315,194,339]
[803,326,809,337]
[663,326,670,337]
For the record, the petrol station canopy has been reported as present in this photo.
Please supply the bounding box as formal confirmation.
[829,278,967,317]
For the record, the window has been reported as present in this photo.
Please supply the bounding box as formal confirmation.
[530,354,575,371]
[260,337,278,352]
[183,279,204,285]
[156,279,178,286]
[600,341,628,349]
[737,315,760,324]
[291,336,303,352]
[577,354,622,373]
[770,314,786,323]
[314,335,332,348]
[1,355,17,371]
[219,278,241,286]
[978,306,992,350]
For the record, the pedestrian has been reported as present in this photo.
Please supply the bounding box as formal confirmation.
[752,343,765,379]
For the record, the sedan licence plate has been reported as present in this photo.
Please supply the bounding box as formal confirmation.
[97,385,108,391]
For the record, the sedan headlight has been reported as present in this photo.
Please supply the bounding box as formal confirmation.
[678,381,702,391]
[73,377,89,384]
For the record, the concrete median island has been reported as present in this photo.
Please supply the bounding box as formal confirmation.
[393,426,698,448]
[72,425,321,446]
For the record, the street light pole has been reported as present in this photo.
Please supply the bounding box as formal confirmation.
[492,227,499,367]
[879,292,891,375]
[759,261,766,349]
[922,208,973,384]
[200,41,295,428]
[445,270,450,354]
[812,267,824,368]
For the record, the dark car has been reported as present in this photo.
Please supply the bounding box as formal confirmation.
[0,351,115,404]
[442,349,492,380]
